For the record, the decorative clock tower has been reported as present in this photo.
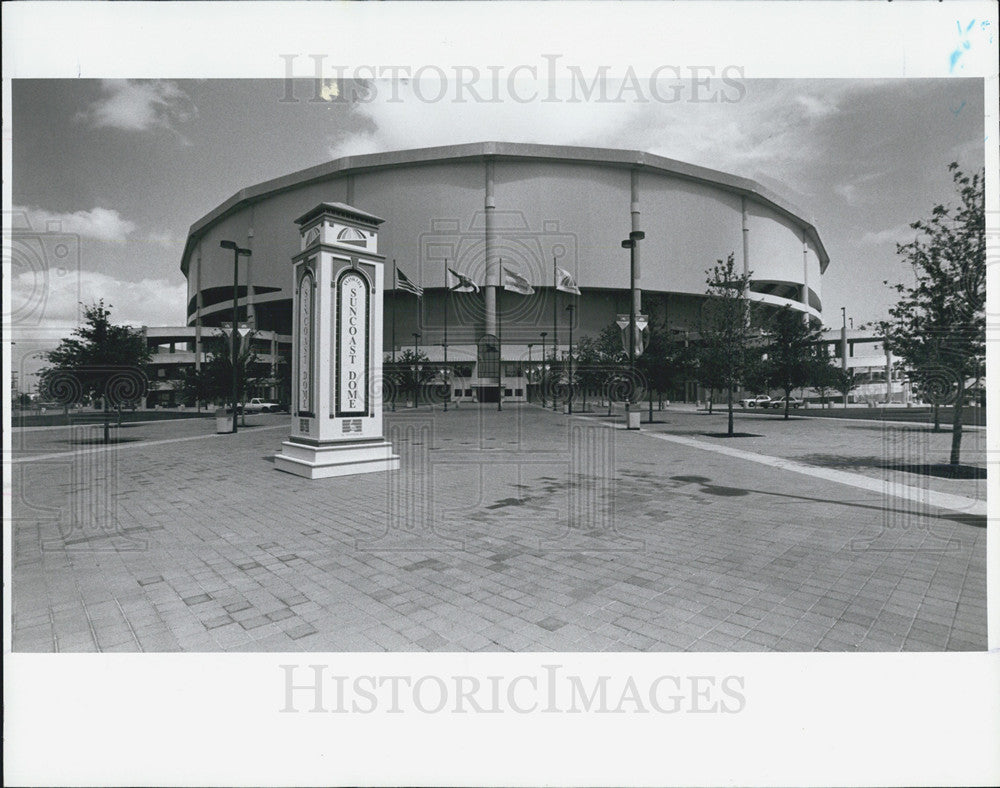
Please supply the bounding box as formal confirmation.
[274,202,399,479]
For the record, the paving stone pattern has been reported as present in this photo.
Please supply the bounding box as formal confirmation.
[10,406,987,652]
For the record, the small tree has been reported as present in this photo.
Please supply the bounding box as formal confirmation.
[766,305,826,419]
[390,349,436,407]
[875,163,985,464]
[700,253,757,436]
[809,355,841,408]
[595,322,629,414]
[636,324,684,420]
[179,365,214,410]
[833,367,856,408]
[573,335,604,412]
[39,301,151,443]
[194,330,268,412]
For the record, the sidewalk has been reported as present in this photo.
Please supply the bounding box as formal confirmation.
[10,405,986,653]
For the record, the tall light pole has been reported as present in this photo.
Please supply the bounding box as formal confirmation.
[540,332,547,407]
[841,306,848,407]
[220,240,251,434]
[565,303,575,414]
[527,344,533,403]
[412,332,421,409]
[621,230,645,417]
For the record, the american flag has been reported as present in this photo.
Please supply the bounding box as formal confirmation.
[395,266,424,297]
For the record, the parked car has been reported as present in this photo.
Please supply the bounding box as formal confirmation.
[771,396,802,409]
[243,397,280,413]
[739,395,772,408]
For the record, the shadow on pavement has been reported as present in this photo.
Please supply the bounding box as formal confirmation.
[669,475,985,528]
[795,454,986,480]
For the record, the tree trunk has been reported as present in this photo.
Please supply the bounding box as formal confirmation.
[708,390,714,415]
[103,398,110,444]
[949,382,965,465]
[727,386,734,436]
[784,387,791,420]
[933,403,940,432]
[649,390,653,422]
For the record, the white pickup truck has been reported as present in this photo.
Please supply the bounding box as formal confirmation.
[242,398,280,413]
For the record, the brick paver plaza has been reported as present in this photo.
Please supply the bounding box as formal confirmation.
[10,405,987,652]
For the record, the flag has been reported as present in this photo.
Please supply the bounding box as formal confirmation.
[618,314,650,357]
[555,266,580,295]
[396,267,424,297]
[447,268,480,293]
[502,267,534,295]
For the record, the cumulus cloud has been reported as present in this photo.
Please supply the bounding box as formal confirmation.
[860,222,919,246]
[9,268,188,333]
[322,77,855,196]
[833,171,886,208]
[14,205,137,242]
[75,80,196,136]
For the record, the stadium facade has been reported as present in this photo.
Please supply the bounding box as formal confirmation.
[180,142,829,403]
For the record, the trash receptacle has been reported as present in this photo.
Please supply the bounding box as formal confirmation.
[626,408,641,430]
[215,407,232,433]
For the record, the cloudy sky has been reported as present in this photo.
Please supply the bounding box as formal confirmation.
[10,76,985,347]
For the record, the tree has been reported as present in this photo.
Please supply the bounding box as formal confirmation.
[833,367,856,408]
[38,301,151,443]
[186,330,268,411]
[388,349,436,407]
[636,322,685,420]
[875,163,985,464]
[809,353,841,408]
[178,365,215,410]
[700,253,758,436]
[573,335,604,412]
[595,322,629,415]
[765,305,825,419]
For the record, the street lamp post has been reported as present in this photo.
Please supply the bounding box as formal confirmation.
[621,230,645,420]
[565,303,575,414]
[841,306,848,407]
[412,332,421,408]
[220,240,251,434]
[527,344,533,403]
[540,332,547,407]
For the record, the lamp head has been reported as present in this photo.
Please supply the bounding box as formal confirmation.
[630,230,646,241]
[220,240,237,250]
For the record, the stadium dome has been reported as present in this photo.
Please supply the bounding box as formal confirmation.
[180,141,829,402]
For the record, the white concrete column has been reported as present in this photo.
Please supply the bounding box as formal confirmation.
[194,246,203,372]
[484,157,497,337]
[630,169,642,315]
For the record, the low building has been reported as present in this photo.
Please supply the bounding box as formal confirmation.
[143,325,291,407]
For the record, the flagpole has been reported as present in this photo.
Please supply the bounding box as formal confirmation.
[443,259,448,412]
[552,256,558,411]
[392,261,397,364]
[497,260,503,412]
[391,260,397,411]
